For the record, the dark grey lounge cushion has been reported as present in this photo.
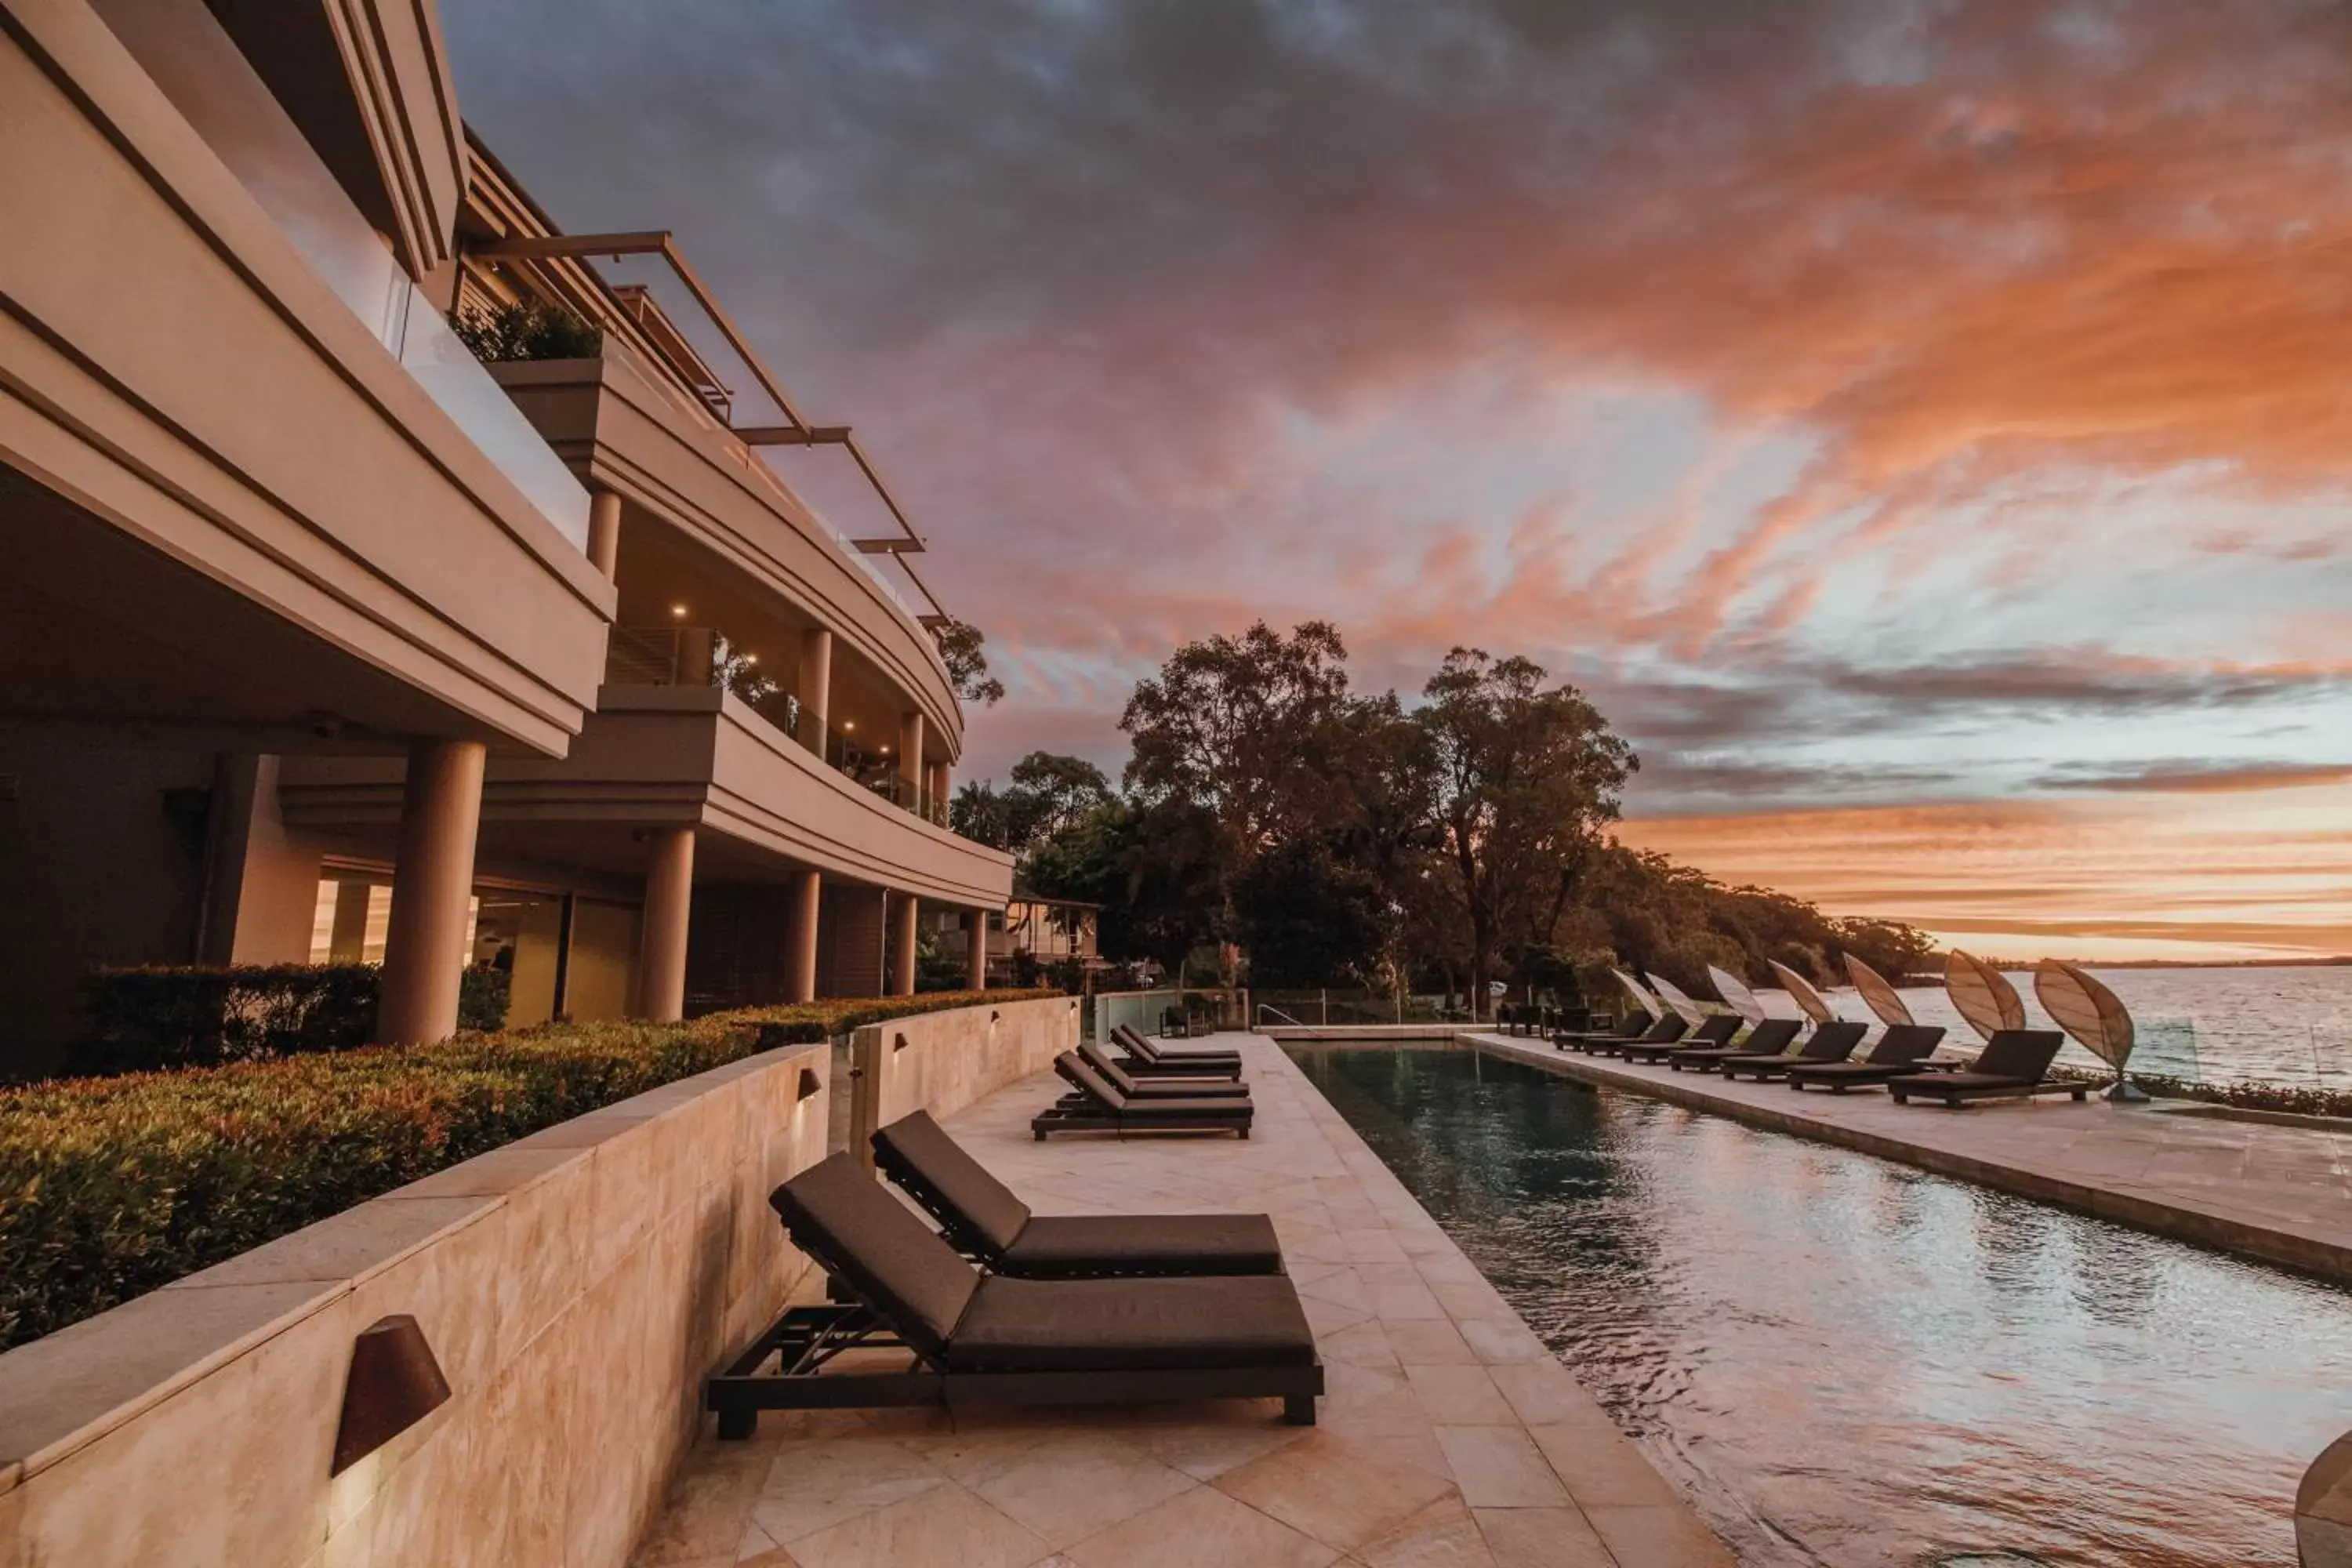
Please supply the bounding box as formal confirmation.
[873,1110,1032,1255]
[770,1152,977,1359]
[1796,1021,1870,1060]
[1116,1025,1241,1066]
[1002,1213,1284,1277]
[946,1274,1316,1371]
[1054,1053,1251,1116]
[1080,1038,1249,1099]
[1865,1025,1946,1063]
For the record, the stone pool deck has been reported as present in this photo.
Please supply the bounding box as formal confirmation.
[1472,1030,2352,1285]
[629,1033,1730,1568]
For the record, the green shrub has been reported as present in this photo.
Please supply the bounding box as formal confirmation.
[68,964,516,1075]
[450,299,602,363]
[0,989,1056,1350]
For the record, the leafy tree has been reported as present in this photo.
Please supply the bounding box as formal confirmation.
[932,620,1007,706]
[1120,622,1350,972]
[1420,649,1635,1018]
[949,779,1013,848]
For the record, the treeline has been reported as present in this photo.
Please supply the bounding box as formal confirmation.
[952,622,1934,1011]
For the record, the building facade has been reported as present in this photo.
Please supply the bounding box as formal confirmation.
[0,0,1011,1076]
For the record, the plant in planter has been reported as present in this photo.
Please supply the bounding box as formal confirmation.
[451,300,603,364]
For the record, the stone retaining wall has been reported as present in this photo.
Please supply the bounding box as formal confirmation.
[0,1040,832,1568]
[848,993,1080,1163]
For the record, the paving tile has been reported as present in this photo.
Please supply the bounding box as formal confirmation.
[1433,1428,1570,1508]
[956,1432,1200,1548]
[1402,1365,1515,1425]
[1581,1502,1737,1567]
[1064,1483,1338,1568]
[745,1438,947,1545]
[1215,1431,1458,1552]
[1354,1497,1494,1566]
[780,1483,1047,1568]
[1470,1507,1616,1568]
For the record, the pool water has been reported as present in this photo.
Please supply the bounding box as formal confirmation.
[1289,1044,2352,1567]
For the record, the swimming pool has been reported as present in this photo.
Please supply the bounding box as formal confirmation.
[1288,1044,2352,1567]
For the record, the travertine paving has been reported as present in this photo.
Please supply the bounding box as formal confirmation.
[630,1033,1731,1568]
[1475,1031,2352,1283]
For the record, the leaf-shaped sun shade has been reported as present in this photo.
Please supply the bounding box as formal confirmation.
[1646,973,1708,1029]
[1611,968,1663,1021]
[1843,953,1915,1028]
[1707,964,1767,1025]
[1945,949,2026,1042]
[2034,960,2135,1070]
[1765,959,1841,1025]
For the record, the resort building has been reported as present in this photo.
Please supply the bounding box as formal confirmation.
[0,0,1011,1077]
[930,891,1103,986]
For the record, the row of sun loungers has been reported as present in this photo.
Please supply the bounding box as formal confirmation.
[706,1107,1320,1437]
[1031,1022,1259,1138]
[1551,1014,2085,1106]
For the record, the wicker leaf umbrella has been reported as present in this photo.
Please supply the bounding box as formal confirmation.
[1706,964,1768,1026]
[1843,953,1915,1028]
[2035,959,2143,1102]
[1611,968,1663,1022]
[1765,959,1842,1025]
[1645,974,1708,1029]
[1945,950,2026,1043]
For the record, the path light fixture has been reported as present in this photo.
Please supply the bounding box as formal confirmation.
[330,1315,451,1475]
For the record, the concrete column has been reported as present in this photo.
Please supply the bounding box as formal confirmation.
[898,711,924,810]
[967,908,989,991]
[636,827,695,1022]
[676,627,715,688]
[586,489,622,581]
[376,738,487,1044]
[785,868,821,1004]
[328,880,372,963]
[927,760,951,818]
[797,628,832,754]
[890,891,918,996]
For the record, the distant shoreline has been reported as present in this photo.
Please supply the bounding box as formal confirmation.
[1912,956,2351,976]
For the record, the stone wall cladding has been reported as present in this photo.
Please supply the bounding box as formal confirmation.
[0,1039,832,1568]
[850,994,1081,1163]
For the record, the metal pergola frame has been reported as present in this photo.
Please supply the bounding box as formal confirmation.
[475,230,948,626]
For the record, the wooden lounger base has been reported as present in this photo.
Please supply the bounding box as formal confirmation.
[708,1305,1319,1439]
[1031,1109,1252,1139]
[1892,1083,2090,1108]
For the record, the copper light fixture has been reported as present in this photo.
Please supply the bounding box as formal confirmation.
[331,1314,451,1475]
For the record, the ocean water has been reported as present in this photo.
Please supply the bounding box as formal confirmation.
[1294,1045,2352,1567]
[1796,966,2352,1091]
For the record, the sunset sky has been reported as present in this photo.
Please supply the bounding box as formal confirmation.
[447,2,2352,962]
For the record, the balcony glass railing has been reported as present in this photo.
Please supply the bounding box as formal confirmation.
[603,626,944,821]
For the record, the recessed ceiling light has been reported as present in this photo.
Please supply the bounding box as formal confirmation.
[670,604,688,619]
[842,720,855,731]
[743,653,758,666]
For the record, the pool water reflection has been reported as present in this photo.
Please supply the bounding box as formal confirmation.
[1289,1044,2352,1567]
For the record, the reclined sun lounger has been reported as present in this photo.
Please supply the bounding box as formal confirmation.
[1588,1014,1690,1058]
[1114,1022,1244,1076]
[1621,1014,1741,1063]
[874,1111,1283,1277]
[1666,1018,1820,1073]
[1555,1012,1650,1052]
[1778,1025,1949,1090]
[1887,1029,2079,1107]
[1079,1037,1250,1099]
[1036,1052,1254,1138]
[705,1152,1321,1437]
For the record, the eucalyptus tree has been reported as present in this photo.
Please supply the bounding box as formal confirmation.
[1419,648,1636,1018]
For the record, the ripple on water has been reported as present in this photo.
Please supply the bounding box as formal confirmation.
[1289,1044,2352,1568]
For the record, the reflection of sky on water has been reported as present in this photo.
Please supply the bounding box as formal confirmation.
[1294,1045,2352,1567]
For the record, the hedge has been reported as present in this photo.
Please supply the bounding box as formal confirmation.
[0,988,1058,1351]
[67,964,514,1075]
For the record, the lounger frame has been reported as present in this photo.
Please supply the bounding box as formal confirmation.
[707,1298,1319,1438]
[1891,1080,2089,1109]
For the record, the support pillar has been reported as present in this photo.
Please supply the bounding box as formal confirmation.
[898,712,924,811]
[376,738,487,1044]
[785,868,821,1004]
[890,891,918,996]
[586,489,622,581]
[797,628,832,755]
[927,760,951,819]
[637,827,695,1022]
[967,908,989,991]
[328,880,372,963]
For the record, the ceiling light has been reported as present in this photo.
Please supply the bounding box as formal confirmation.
[842,721,855,731]
[743,653,758,666]
[670,604,688,619]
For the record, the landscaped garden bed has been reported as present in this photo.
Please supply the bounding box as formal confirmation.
[0,989,1055,1351]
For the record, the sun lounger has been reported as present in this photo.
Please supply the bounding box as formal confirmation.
[1586,1014,1690,1058]
[1114,1023,1243,1075]
[1668,1018,1824,1073]
[1036,1052,1254,1138]
[1555,1012,1650,1052]
[1888,1029,2080,1107]
[1079,1037,1250,1099]
[1620,1014,1739,1063]
[873,1111,1284,1277]
[705,1152,1321,1436]
[1779,1025,1949,1090]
